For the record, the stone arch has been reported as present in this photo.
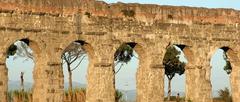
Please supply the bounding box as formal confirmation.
[163,43,190,62]
[165,43,192,65]
[114,41,147,65]
[61,39,94,66]
[113,41,144,72]
[5,38,42,61]
[6,38,42,78]
[171,44,196,101]
[129,42,146,61]
[166,42,193,64]
[5,37,42,70]
[60,39,95,101]
[60,39,95,74]
[126,42,145,63]
[5,38,42,101]
[60,39,95,65]
[223,46,240,102]
[163,44,188,98]
[113,41,148,73]
[113,41,147,101]
[221,47,239,64]
[79,41,95,62]
[60,39,95,62]
[210,45,238,61]
[209,46,239,101]
[181,46,194,65]
[210,46,238,72]
[27,40,41,58]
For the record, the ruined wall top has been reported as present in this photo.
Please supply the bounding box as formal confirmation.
[0,0,239,25]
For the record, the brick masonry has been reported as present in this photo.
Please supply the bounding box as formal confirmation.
[0,0,240,102]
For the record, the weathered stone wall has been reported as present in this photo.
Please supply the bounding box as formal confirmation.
[0,0,239,102]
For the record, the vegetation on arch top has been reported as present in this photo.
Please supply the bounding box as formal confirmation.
[114,43,134,64]
[0,0,239,25]
[7,40,33,60]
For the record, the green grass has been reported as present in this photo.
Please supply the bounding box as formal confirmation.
[164,96,186,102]
[64,88,86,102]
[8,90,32,102]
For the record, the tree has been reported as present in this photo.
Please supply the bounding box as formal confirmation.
[7,40,33,60]
[115,90,123,102]
[61,42,87,101]
[223,54,232,74]
[218,87,232,102]
[7,40,32,92]
[113,43,135,101]
[7,40,32,101]
[114,43,134,74]
[163,45,185,101]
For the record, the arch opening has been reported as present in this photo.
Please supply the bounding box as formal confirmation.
[210,47,232,101]
[163,44,188,101]
[6,38,37,102]
[61,40,91,102]
[114,42,140,102]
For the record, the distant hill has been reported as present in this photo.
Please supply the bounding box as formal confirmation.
[119,90,185,102]
[8,80,32,91]
[119,90,220,101]
[8,80,86,91]
[164,91,185,97]
[8,81,221,100]
[119,90,136,102]
[64,81,86,90]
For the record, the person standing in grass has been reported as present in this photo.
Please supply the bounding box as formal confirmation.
[20,72,24,92]
[176,93,180,102]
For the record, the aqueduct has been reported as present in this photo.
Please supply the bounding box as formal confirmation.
[0,0,240,102]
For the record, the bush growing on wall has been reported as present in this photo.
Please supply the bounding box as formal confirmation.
[121,9,135,17]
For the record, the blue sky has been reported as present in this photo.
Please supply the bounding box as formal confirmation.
[102,0,240,10]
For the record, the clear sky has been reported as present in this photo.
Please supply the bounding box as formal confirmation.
[102,0,240,10]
